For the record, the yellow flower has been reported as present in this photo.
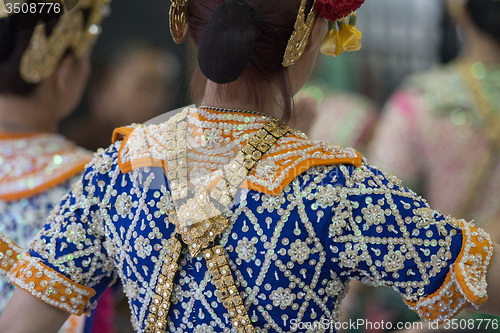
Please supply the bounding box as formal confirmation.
[320,23,362,57]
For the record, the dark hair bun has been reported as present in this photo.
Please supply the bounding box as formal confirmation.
[0,18,15,61]
[198,0,261,84]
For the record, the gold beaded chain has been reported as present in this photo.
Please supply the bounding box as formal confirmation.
[145,112,290,333]
[199,106,270,118]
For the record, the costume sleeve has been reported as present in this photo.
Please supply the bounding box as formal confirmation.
[8,146,120,316]
[325,162,493,323]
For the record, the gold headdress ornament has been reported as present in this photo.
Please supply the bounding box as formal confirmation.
[19,0,111,83]
[283,0,365,67]
[282,0,317,67]
[169,0,187,44]
[0,2,9,19]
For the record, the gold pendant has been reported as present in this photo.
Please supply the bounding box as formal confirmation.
[168,189,230,257]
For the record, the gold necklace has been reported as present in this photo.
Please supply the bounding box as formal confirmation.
[199,105,270,118]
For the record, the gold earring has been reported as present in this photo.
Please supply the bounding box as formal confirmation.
[170,0,188,44]
[282,0,317,67]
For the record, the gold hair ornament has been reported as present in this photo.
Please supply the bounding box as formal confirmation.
[0,1,10,19]
[283,0,365,66]
[20,0,111,83]
[282,0,317,67]
[169,0,188,44]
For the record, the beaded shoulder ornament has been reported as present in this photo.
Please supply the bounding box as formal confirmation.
[1,0,111,83]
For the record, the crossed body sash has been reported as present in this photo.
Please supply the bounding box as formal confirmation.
[143,115,290,333]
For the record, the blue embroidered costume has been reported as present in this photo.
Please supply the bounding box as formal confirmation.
[3,107,493,332]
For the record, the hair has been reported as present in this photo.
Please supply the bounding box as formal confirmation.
[0,1,83,96]
[466,0,500,44]
[187,0,311,122]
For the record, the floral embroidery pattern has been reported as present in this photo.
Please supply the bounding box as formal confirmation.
[123,280,140,299]
[235,237,257,262]
[314,184,338,209]
[338,247,360,269]
[65,223,86,245]
[201,128,223,148]
[415,207,435,229]
[255,161,279,182]
[260,194,283,212]
[270,287,296,309]
[361,203,386,228]
[115,193,133,217]
[288,239,311,264]
[383,250,405,272]
[326,278,343,298]
[134,235,152,259]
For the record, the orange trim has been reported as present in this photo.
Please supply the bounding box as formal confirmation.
[112,126,134,144]
[0,131,44,140]
[403,219,492,323]
[0,233,24,276]
[0,133,93,201]
[64,315,86,333]
[403,270,467,322]
[117,146,362,195]
[10,255,96,315]
[113,126,135,174]
[119,157,167,174]
[0,160,89,201]
[453,220,490,304]
[246,153,362,195]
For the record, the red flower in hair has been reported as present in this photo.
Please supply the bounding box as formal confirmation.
[314,0,365,22]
